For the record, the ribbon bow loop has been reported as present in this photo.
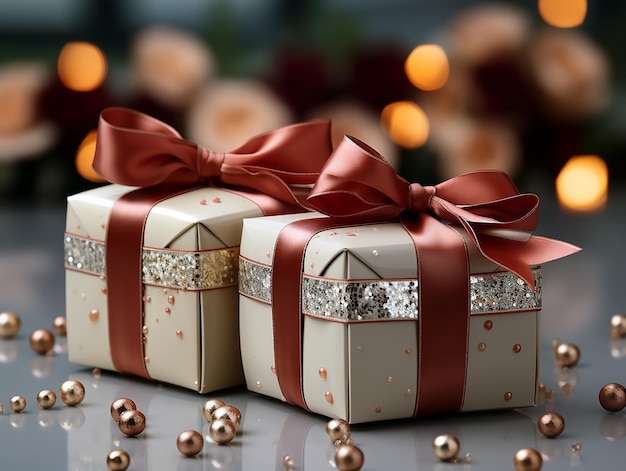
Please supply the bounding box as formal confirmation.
[307,135,580,288]
[196,147,224,180]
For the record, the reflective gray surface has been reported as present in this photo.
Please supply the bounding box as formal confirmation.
[0,184,624,470]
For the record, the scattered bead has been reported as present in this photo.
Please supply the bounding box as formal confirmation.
[118,409,146,437]
[0,311,21,338]
[89,309,100,322]
[537,382,546,393]
[106,449,130,471]
[199,199,207,205]
[477,342,487,352]
[610,314,626,338]
[318,367,327,379]
[59,380,85,406]
[544,388,554,399]
[570,442,582,456]
[202,398,225,422]
[513,448,542,471]
[212,405,242,431]
[110,398,137,422]
[0,403,4,414]
[335,444,364,471]
[177,430,204,457]
[599,383,626,412]
[538,412,565,438]
[464,452,473,464]
[53,316,67,336]
[555,342,580,368]
[504,392,513,401]
[9,395,26,413]
[483,320,493,331]
[432,434,460,462]
[168,295,175,305]
[212,197,221,203]
[176,330,183,339]
[513,343,522,353]
[326,418,351,443]
[325,391,334,404]
[37,389,57,409]
[29,329,55,355]
[92,368,101,378]
[283,454,295,469]
[209,418,236,445]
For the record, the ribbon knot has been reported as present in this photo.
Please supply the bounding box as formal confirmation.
[197,147,224,180]
[408,183,435,213]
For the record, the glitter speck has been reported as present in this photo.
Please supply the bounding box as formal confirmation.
[92,368,101,378]
[144,295,151,303]
[405,388,411,396]
[265,251,271,258]
[356,345,363,351]
[310,262,315,269]
[345,232,357,237]
[142,326,149,335]
[168,295,175,305]
[256,381,262,389]
[270,364,276,375]
[372,249,379,256]
[387,376,393,383]
[155,317,160,324]
[404,348,412,355]
[100,287,107,294]
[165,307,171,314]
[176,330,183,339]
[200,199,207,205]
[375,406,382,413]
[89,309,99,322]
[213,197,222,203]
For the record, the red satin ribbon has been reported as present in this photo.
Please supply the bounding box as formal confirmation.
[271,135,580,416]
[94,107,332,378]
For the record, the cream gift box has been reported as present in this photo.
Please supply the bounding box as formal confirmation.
[64,107,332,393]
[237,136,580,424]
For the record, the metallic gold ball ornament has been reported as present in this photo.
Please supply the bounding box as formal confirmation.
[202,398,225,422]
[211,405,242,431]
[110,397,137,422]
[29,329,55,355]
[334,444,365,471]
[209,418,236,445]
[118,409,146,437]
[59,379,85,406]
[0,311,21,339]
[177,430,204,457]
[37,389,57,409]
[106,449,130,471]
[326,418,351,443]
[555,342,580,367]
[53,316,67,336]
[538,412,565,438]
[432,434,460,462]
[599,383,626,412]
[9,395,26,412]
[514,447,543,471]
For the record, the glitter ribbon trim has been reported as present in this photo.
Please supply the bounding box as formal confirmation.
[65,233,240,290]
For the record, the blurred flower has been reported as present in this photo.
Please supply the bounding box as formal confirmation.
[0,62,57,161]
[431,118,521,179]
[186,79,293,152]
[130,25,215,110]
[528,29,610,120]
[308,100,399,169]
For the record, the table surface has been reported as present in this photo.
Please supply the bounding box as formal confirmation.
[0,182,625,471]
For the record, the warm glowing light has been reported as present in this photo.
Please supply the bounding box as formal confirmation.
[404,44,450,91]
[556,155,608,212]
[75,130,105,182]
[381,101,429,149]
[57,42,107,92]
[538,0,587,28]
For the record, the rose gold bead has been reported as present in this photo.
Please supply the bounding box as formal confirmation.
[0,311,21,338]
[211,405,242,431]
[201,398,225,422]
[29,329,55,355]
[106,449,130,471]
[59,380,85,406]
[208,418,236,445]
[513,447,542,471]
[555,342,580,367]
[118,409,146,437]
[53,316,67,336]
[335,444,364,471]
[37,389,57,409]
[110,398,137,422]
[177,430,204,457]
[610,314,626,338]
[9,395,26,412]
[432,434,460,462]
[599,383,626,412]
[538,412,565,438]
[326,418,351,443]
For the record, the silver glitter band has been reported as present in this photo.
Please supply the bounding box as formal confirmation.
[238,257,541,321]
[64,234,239,290]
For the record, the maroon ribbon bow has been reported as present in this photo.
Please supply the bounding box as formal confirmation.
[93,107,332,379]
[271,135,579,416]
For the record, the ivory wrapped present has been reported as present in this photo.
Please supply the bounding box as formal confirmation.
[64,107,331,393]
[238,136,580,423]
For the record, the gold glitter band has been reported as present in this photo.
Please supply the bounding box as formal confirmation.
[64,233,239,290]
[239,257,541,321]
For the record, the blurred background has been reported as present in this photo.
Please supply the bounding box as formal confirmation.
[0,0,621,214]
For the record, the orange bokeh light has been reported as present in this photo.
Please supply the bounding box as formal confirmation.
[58,42,107,92]
[556,155,608,213]
[404,44,450,91]
[75,130,105,182]
[381,101,429,149]
[538,0,587,28]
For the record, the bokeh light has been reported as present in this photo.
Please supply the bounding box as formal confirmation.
[404,44,449,91]
[57,42,107,92]
[75,130,105,182]
[381,101,429,149]
[538,0,587,28]
[556,155,608,213]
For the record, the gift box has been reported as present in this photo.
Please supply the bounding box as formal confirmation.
[64,107,331,393]
[238,136,579,423]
